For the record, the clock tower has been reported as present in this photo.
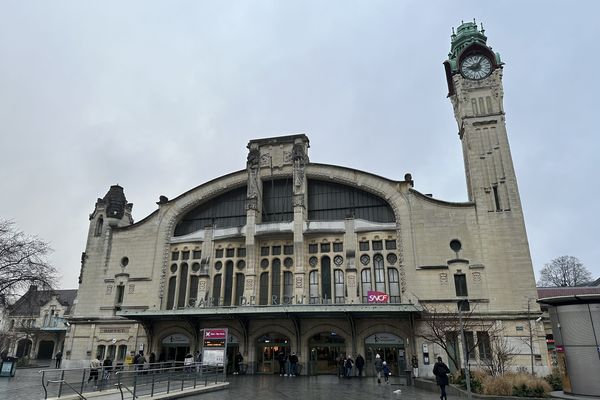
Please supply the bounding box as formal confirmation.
[444,21,538,309]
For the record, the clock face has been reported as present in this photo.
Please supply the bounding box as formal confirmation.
[460,55,492,80]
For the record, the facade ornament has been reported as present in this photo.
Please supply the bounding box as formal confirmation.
[247,149,260,170]
[292,194,304,207]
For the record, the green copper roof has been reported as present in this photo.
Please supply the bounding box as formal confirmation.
[446,19,502,74]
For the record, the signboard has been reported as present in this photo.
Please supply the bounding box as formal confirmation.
[203,349,225,365]
[202,328,228,366]
[162,334,190,345]
[365,333,404,345]
[0,360,16,377]
[367,291,389,303]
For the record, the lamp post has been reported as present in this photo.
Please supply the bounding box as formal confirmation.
[458,299,472,400]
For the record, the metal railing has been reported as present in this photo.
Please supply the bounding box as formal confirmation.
[40,361,225,399]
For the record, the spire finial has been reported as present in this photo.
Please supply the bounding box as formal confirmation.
[480,22,485,34]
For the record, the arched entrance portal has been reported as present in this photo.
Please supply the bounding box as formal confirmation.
[364,333,405,376]
[256,333,290,374]
[37,340,55,359]
[161,333,191,362]
[16,339,32,358]
[308,332,346,375]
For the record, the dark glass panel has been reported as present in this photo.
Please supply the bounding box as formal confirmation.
[177,263,188,308]
[167,277,176,310]
[224,261,234,306]
[262,179,293,222]
[212,275,222,306]
[321,256,331,303]
[259,272,269,305]
[235,273,245,305]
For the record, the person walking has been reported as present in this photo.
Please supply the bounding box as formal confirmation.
[277,351,287,376]
[344,355,354,379]
[102,356,113,381]
[433,356,450,400]
[355,354,365,377]
[288,352,298,376]
[234,351,243,375]
[374,354,383,384]
[88,357,101,385]
[382,361,390,384]
[54,351,62,369]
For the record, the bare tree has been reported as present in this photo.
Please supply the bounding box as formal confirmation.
[0,219,57,303]
[479,323,517,376]
[537,256,592,287]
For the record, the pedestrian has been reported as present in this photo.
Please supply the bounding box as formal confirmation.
[54,351,62,369]
[374,353,383,384]
[411,355,419,379]
[344,355,353,379]
[355,354,365,377]
[382,361,390,384]
[184,353,194,373]
[102,356,113,381]
[433,356,450,400]
[88,357,101,385]
[338,356,346,378]
[234,351,243,375]
[277,351,287,376]
[288,352,298,376]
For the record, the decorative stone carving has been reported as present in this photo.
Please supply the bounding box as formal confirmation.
[246,278,254,290]
[283,150,293,163]
[260,153,271,167]
[292,143,306,162]
[292,194,304,207]
[247,149,260,170]
[246,197,258,211]
[472,272,482,283]
[106,285,113,295]
[198,280,207,291]
[294,164,305,188]
[128,284,135,294]
[295,275,303,288]
[347,274,356,287]
[440,273,449,285]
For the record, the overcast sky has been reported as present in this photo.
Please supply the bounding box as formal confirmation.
[1,1,599,289]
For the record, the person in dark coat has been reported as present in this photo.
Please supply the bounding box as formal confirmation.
[277,351,287,376]
[374,354,383,384]
[234,351,243,374]
[54,351,62,369]
[288,352,298,376]
[432,356,450,400]
[355,354,365,377]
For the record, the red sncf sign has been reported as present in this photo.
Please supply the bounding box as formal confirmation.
[367,291,389,303]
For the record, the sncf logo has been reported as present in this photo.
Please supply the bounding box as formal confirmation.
[367,291,389,303]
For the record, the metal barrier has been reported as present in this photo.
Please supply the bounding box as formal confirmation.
[39,361,225,399]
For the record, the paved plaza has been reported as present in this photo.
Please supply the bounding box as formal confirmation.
[0,368,437,400]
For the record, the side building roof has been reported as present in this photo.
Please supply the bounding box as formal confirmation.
[9,287,78,316]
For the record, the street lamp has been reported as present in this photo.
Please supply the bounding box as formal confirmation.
[458,299,472,400]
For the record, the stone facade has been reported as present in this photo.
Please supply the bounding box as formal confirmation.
[64,22,548,376]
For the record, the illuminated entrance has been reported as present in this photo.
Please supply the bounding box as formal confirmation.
[256,333,290,374]
[364,333,405,376]
[308,332,346,375]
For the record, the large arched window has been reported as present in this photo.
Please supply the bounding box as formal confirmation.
[361,269,372,303]
[309,271,319,303]
[259,272,269,305]
[189,275,199,305]
[235,273,245,305]
[283,271,293,301]
[321,256,331,303]
[94,217,103,236]
[388,268,400,303]
[223,261,234,306]
[373,254,385,292]
[177,263,188,308]
[271,259,281,304]
[334,269,345,304]
[167,276,177,310]
[212,275,222,306]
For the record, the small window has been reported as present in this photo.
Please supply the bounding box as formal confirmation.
[486,96,493,114]
[170,264,178,273]
[372,240,383,251]
[471,98,478,115]
[215,261,223,271]
[120,257,129,267]
[171,251,179,261]
[226,248,235,258]
[261,246,270,256]
[260,259,269,269]
[493,185,501,211]
[454,274,468,297]
[333,242,343,252]
[284,245,294,255]
[272,246,281,255]
[115,285,125,305]
[191,262,200,272]
[320,243,330,253]
[192,250,201,259]
[284,257,293,268]
[359,241,369,251]
[182,251,190,260]
[308,244,318,254]
[385,240,396,250]
[237,260,246,270]
[477,332,491,360]
[237,248,246,257]
[215,249,224,258]
[479,97,486,115]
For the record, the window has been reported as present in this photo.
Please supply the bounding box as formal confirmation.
[359,241,369,251]
[272,259,281,304]
[234,273,245,305]
[333,242,343,252]
[166,277,176,310]
[321,256,332,303]
[115,285,125,305]
[493,185,501,211]
[272,246,281,255]
[454,274,468,297]
[192,250,201,259]
[226,248,235,258]
[223,261,234,306]
[96,345,106,360]
[107,345,116,360]
[372,240,383,251]
[308,244,318,254]
[465,332,476,359]
[334,269,345,304]
[388,268,400,303]
[182,251,190,260]
[259,272,269,305]
[215,249,224,258]
[320,243,330,253]
[373,254,385,292]
[171,251,179,261]
[261,246,270,256]
[237,248,246,257]
[361,269,372,303]
[309,271,319,303]
[284,245,294,255]
[95,217,104,236]
[486,96,493,114]
[212,275,222,306]
[479,97,486,115]
[477,332,491,360]
[385,240,396,250]
[472,98,479,115]
[283,271,293,300]
[117,345,127,361]
[177,263,188,308]
[189,275,199,303]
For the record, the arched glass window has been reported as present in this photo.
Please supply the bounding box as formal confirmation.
[166,276,177,310]
[189,275,199,305]
[234,273,245,305]
[309,270,319,304]
[361,268,372,303]
[177,263,188,308]
[95,217,103,236]
[334,269,345,304]
[373,254,385,292]
[96,345,106,360]
[272,259,281,304]
[224,260,234,306]
[283,271,293,302]
[388,268,400,303]
[212,274,222,306]
[321,256,331,304]
[259,272,269,305]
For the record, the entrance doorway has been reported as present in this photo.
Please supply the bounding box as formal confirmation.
[37,340,55,359]
[16,339,32,358]
[226,334,240,374]
[365,333,405,376]
[161,333,191,362]
[308,332,346,375]
[256,333,290,374]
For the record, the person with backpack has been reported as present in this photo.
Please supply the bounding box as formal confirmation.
[374,354,383,384]
[433,356,451,400]
[382,361,391,384]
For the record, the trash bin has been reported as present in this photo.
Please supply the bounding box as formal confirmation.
[0,357,18,377]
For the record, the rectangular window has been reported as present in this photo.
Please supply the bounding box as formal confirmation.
[361,269,372,303]
[283,245,294,255]
[471,98,479,115]
[372,240,383,251]
[493,185,501,211]
[272,246,281,255]
[215,249,224,258]
[465,331,476,359]
[283,271,294,300]
[385,240,397,250]
[192,250,201,259]
[261,246,270,256]
[237,248,246,257]
[320,243,330,253]
[388,268,400,303]
[308,244,318,254]
[226,248,235,258]
[334,270,345,304]
[479,97,486,115]
[182,251,190,260]
[359,241,369,251]
[117,345,127,361]
[115,285,125,305]
[171,251,179,261]
[309,271,319,303]
[477,331,491,360]
[454,274,468,297]
[486,96,493,114]
[333,242,343,252]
